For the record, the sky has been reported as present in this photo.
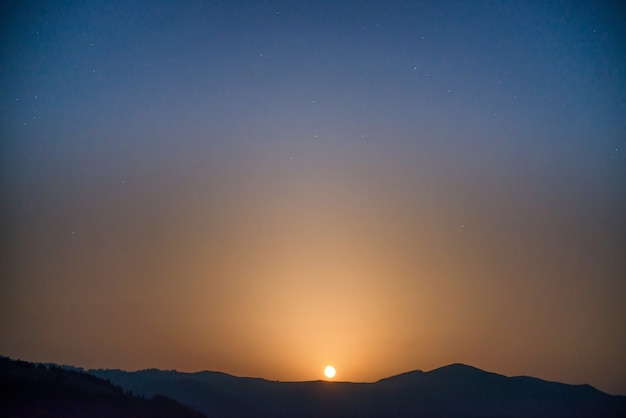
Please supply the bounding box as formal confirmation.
[1,0,625,394]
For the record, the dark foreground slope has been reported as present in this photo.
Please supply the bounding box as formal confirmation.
[90,363,626,418]
[0,356,205,418]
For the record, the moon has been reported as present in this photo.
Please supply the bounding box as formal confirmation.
[324,365,336,379]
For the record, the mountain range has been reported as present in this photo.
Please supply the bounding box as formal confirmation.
[84,361,626,417]
[3,356,625,417]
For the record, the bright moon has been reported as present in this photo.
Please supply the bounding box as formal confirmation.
[324,365,336,379]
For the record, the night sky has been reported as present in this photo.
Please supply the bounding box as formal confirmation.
[1,0,625,394]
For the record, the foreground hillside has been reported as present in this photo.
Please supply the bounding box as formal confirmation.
[0,356,205,418]
[90,363,626,418]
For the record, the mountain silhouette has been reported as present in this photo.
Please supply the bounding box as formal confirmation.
[3,355,624,417]
[0,356,205,418]
[83,362,626,417]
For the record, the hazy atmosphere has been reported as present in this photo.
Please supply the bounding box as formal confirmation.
[1,1,625,395]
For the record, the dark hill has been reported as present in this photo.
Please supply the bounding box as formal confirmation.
[0,356,205,418]
[88,362,626,418]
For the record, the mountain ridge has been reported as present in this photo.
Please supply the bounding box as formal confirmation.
[84,361,625,418]
[5,356,624,417]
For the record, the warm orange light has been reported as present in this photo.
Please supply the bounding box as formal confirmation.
[324,365,336,379]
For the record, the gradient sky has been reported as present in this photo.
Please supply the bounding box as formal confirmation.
[1,0,625,394]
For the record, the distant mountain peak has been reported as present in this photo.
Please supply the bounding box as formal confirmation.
[432,362,491,372]
[428,362,500,377]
